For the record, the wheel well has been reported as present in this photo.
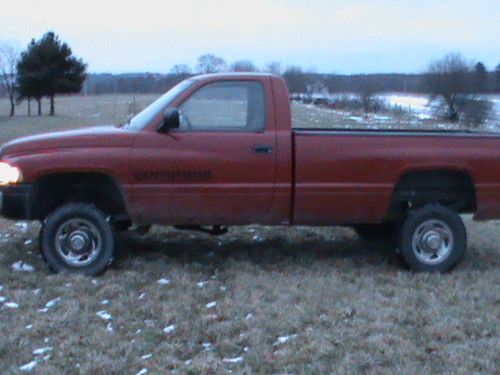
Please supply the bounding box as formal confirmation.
[390,170,476,217]
[28,173,129,221]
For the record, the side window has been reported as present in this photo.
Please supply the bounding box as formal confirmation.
[179,81,265,131]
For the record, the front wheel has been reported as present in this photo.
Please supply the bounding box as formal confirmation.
[398,205,466,272]
[41,203,116,276]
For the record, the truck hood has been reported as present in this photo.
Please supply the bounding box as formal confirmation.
[0,126,137,157]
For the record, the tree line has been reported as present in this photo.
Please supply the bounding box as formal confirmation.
[81,56,500,96]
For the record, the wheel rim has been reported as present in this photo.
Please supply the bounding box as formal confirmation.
[54,218,103,267]
[411,219,454,265]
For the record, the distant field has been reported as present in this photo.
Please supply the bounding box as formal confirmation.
[0,94,498,373]
[0,94,157,144]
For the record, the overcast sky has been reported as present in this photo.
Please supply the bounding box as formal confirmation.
[1,0,498,74]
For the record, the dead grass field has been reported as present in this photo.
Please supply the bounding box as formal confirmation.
[0,96,499,374]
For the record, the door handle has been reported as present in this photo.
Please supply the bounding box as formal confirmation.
[253,145,273,154]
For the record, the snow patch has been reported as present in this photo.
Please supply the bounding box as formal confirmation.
[373,114,391,121]
[15,222,29,231]
[274,334,298,345]
[206,301,217,309]
[252,235,265,242]
[96,310,113,321]
[3,301,19,309]
[347,115,364,123]
[417,113,433,120]
[33,347,53,356]
[157,278,171,285]
[12,261,35,272]
[45,297,61,309]
[141,353,153,360]
[19,360,38,372]
[163,325,175,334]
[136,369,148,375]
[223,356,244,364]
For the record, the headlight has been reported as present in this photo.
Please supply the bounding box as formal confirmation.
[0,162,22,186]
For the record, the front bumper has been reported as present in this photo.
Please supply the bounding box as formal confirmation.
[0,184,31,220]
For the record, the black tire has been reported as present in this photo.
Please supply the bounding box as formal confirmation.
[40,203,116,276]
[39,223,47,263]
[353,223,395,241]
[398,205,466,272]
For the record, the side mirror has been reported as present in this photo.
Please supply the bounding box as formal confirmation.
[157,108,180,133]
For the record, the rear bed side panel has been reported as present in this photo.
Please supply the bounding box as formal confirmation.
[293,131,500,225]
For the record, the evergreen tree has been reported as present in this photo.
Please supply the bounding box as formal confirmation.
[495,63,500,93]
[17,32,87,115]
[473,62,487,93]
[283,66,307,93]
[17,39,45,115]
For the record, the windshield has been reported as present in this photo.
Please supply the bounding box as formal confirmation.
[126,79,195,130]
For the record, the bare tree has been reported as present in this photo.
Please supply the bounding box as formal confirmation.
[264,61,282,76]
[422,53,472,122]
[229,60,257,72]
[196,54,226,74]
[0,43,20,116]
[357,77,380,114]
[422,53,494,127]
[170,64,191,75]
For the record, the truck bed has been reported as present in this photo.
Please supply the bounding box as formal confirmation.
[292,129,500,224]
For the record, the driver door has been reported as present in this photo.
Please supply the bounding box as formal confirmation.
[129,78,277,225]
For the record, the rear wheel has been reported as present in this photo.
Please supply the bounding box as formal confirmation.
[41,203,116,275]
[398,205,466,272]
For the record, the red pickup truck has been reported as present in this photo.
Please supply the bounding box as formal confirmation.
[1,73,499,275]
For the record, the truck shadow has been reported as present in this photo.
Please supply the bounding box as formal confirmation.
[114,227,404,271]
